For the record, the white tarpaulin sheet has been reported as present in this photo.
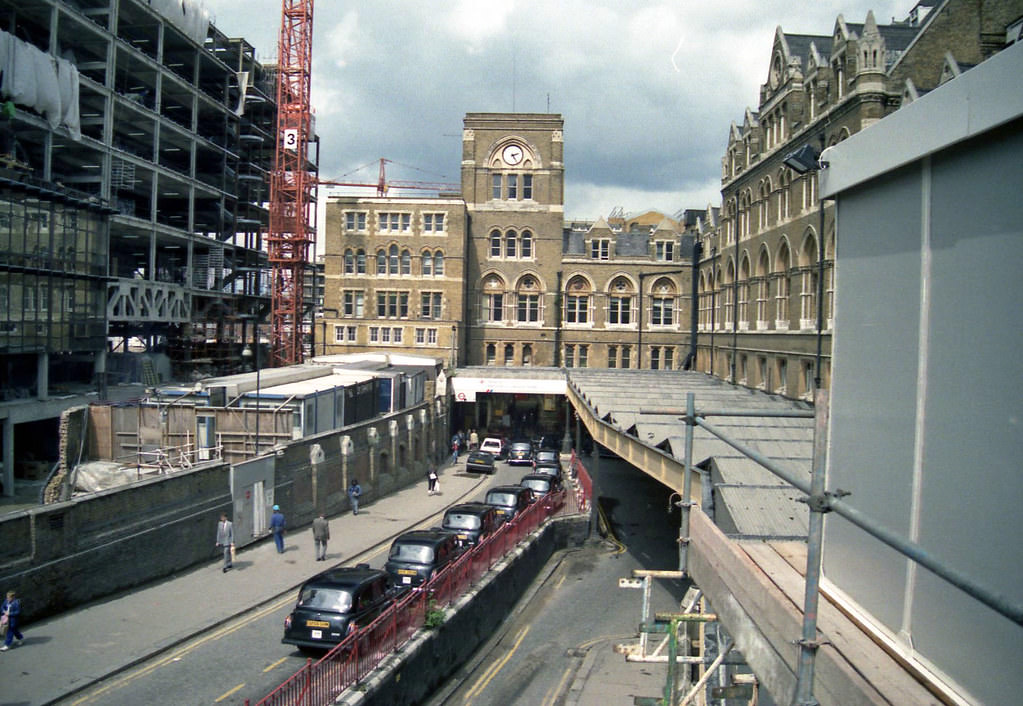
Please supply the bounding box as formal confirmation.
[450,376,566,402]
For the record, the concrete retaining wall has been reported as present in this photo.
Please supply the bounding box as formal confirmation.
[343,515,591,706]
[0,400,448,621]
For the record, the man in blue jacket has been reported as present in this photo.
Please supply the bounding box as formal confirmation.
[269,505,286,553]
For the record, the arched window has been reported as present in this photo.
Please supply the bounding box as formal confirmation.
[388,245,399,275]
[799,232,819,330]
[490,230,502,258]
[505,230,517,258]
[376,249,387,275]
[522,344,533,366]
[520,230,533,258]
[756,247,771,329]
[485,343,496,365]
[775,241,791,329]
[738,255,751,330]
[433,252,444,276]
[607,276,634,325]
[356,249,366,274]
[482,274,506,322]
[422,249,433,276]
[400,249,411,275]
[503,343,514,365]
[344,249,354,275]
[564,275,592,324]
[649,277,677,327]
[515,275,541,323]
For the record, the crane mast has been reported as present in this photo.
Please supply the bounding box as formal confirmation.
[268,0,315,366]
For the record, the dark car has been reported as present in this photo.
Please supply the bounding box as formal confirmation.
[485,485,535,524]
[282,565,398,650]
[506,441,533,466]
[532,450,562,477]
[442,502,500,548]
[520,472,562,496]
[465,450,496,474]
[385,529,464,588]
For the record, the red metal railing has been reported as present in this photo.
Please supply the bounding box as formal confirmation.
[252,489,568,706]
[570,451,592,512]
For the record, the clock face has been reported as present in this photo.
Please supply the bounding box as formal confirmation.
[502,144,523,166]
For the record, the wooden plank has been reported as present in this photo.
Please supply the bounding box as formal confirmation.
[768,542,946,706]
[744,542,939,705]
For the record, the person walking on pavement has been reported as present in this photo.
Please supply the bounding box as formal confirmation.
[312,512,330,561]
[348,479,362,515]
[269,505,286,553]
[427,468,439,495]
[450,434,459,465]
[469,429,478,451]
[1,590,24,651]
[216,513,234,572]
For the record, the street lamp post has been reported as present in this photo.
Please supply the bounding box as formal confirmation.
[242,343,261,455]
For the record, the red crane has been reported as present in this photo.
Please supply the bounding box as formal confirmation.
[267,0,315,367]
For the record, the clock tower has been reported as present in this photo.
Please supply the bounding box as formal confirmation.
[461,113,565,367]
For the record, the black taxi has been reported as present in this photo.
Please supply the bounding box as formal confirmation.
[442,502,499,548]
[384,529,464,588]
[282,565,398,650]
[485,485,535,525]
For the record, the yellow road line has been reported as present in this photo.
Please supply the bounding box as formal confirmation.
[263,656,289,673]
[214,683,245,702]
[464,626,531,704]
[542,664,574,706]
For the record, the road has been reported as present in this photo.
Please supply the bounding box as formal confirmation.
[426,452,690,706]
[53,457,532,706]
[55,452,685,705]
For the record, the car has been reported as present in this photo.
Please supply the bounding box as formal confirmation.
[532,451,562,478]
[385,529,464,588]
[532,449,560,467]
[506,441,534,465]
[520,472,562,496]
[485,485,535,524]
[282,565,399,650]
[479,437,505,459]
[442,502,500,548]
[465,449,496,474]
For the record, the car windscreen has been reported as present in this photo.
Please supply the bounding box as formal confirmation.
[521,479,549,494]
[444,513,482,530]
[298,586,353,613]
[535,452,557,462]
[487,491,517,506]
[389,542,435,563]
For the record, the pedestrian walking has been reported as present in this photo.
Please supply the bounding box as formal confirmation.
[269,504,286,553]
[469,429,479,451]
[348,479,362,515]
[1,590,24,651]
[312,512,330,561]
[216,513,234,572]
[427,469,439,495]
[450,434,459,464]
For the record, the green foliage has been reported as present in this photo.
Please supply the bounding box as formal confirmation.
[424,599,445,629]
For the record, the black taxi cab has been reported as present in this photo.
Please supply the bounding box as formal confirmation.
[384,529,464,588]
[282,565,398,650]
[484,485,535,525]
[442,502,499,548]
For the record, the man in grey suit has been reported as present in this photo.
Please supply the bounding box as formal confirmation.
[312,512,330,561]
[216,513,234,572]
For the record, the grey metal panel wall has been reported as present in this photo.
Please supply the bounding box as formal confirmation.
[824,166,922,631]
[825,122,1023,703]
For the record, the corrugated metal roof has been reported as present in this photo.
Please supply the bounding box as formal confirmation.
[568,368,814,540]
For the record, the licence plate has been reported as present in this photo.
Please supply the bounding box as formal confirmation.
[495,509,506,514]
[306,620,330,628]
[457,534,467,540]
[397,569,417,576]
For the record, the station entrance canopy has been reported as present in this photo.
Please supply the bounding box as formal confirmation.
[450,375,566,402]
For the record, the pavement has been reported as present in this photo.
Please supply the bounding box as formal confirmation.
[0,458,672,706]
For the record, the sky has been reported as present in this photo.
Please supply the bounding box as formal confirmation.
[205,0,910,222]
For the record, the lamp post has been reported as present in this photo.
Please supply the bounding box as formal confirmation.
[637,269,686,369]
[242,343,261,455]
[783,140,829,389]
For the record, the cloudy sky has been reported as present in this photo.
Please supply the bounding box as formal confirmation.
[206,0,909,221]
